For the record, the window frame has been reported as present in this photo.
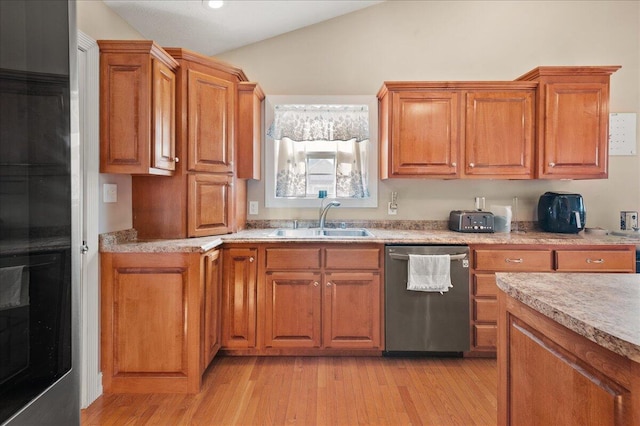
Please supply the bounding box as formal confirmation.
[264,95,378,208]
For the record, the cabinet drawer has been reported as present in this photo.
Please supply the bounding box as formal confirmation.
[474,274,497,297]
[555,250,635,272]
[474,249,552,272]
[265,248,322,270]
[325,248,381,270]
[474,298,497,323]
[473,324,497,349]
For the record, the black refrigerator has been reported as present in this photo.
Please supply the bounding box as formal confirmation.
[0,1,79,424]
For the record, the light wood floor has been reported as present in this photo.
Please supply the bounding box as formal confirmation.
[82,356,497,425]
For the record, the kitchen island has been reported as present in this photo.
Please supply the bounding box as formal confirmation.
[496,272,640,425]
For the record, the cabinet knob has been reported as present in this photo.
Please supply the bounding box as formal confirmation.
[469,163,475,168]
[174,156,180,163]
[313,281,319,287]
[586,258,604,264]
[326,282,332,287]
[548,162,555,168]
[505,258,523,263]
[249,257,254,262]
[451,162,457,167]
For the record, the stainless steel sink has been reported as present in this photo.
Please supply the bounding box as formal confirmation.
[268,228,324,237]
[268,228,374,238]
[321,228,374,237]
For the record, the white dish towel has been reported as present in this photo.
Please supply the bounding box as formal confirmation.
[0,265,24,309]
[407,254,452,293]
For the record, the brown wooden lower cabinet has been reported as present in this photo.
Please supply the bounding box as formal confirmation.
[223,243,384,355]
[100,248,221,394]
[469,244,635,356]
[202,249,222,373]
[264,271,322,348]
[221,246,257,349]
[498,290,639,425]
[323,271,381,349]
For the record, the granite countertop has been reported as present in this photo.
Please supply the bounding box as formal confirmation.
[223,228,636,245]
[495,272,640,363]
[99,226,640,253]
[99,229,224,253]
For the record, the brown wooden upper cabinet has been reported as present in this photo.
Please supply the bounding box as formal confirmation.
[164,48,248,176]
[185,70,234,174]
[378,82,536,179]
[98,41,179,175]
[381,89,461,178]
[516,66,620,179]
[379,66,620,180]
[464,89,534,178]
[237,82,265,180]
[131,47,255,239]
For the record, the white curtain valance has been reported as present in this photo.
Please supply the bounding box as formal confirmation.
[267,104,369,142]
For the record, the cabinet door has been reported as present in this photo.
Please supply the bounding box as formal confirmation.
[100,252,201,393]
[264,272,322,348]
[390,91,460,177]
[323,272,381,349]
[202,250,221,372]
[99,48,175,176]
[152,59,176,172]
[540,82,609,178]
[221,248,257,349]
[237,82,264,179]
[187,174,231,237]
[187,70,234,174]
[465,91,534,178]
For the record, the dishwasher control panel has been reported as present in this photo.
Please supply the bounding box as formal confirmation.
[448,210,495,233]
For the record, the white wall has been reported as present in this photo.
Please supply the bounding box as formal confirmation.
[77,0,143,233]
[218,0,640,231]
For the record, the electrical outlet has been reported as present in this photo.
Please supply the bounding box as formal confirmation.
[388,202,397,215]
[620,211,638,230]
[249,201,259,215]
[103,184,117,203]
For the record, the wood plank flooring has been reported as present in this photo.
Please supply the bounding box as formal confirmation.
[82,356,497,425]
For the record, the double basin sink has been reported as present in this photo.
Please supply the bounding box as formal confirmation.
[268,228,374,238]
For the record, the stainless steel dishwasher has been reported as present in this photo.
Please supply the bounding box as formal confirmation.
[384,245,470,354]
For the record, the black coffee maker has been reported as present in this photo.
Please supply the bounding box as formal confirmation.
[537,191,586,233]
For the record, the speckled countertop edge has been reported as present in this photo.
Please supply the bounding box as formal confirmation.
[99,229,223,253]
[496,272,640,363]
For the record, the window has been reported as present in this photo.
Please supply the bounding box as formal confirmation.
[264,96,378,208]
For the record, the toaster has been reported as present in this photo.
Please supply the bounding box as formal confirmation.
[449,210,495,233]
[537,191,586,233]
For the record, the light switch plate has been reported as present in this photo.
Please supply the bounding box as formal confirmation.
[103,184,117,203]
[249,201,259,215]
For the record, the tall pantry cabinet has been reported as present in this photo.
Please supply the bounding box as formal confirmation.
[131,48,254,238]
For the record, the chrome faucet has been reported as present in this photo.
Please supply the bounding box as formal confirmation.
[319,199,341,230]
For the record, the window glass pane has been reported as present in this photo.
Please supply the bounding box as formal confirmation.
[306,153,336,196]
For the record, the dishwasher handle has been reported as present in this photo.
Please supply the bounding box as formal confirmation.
[388,252,467,261]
